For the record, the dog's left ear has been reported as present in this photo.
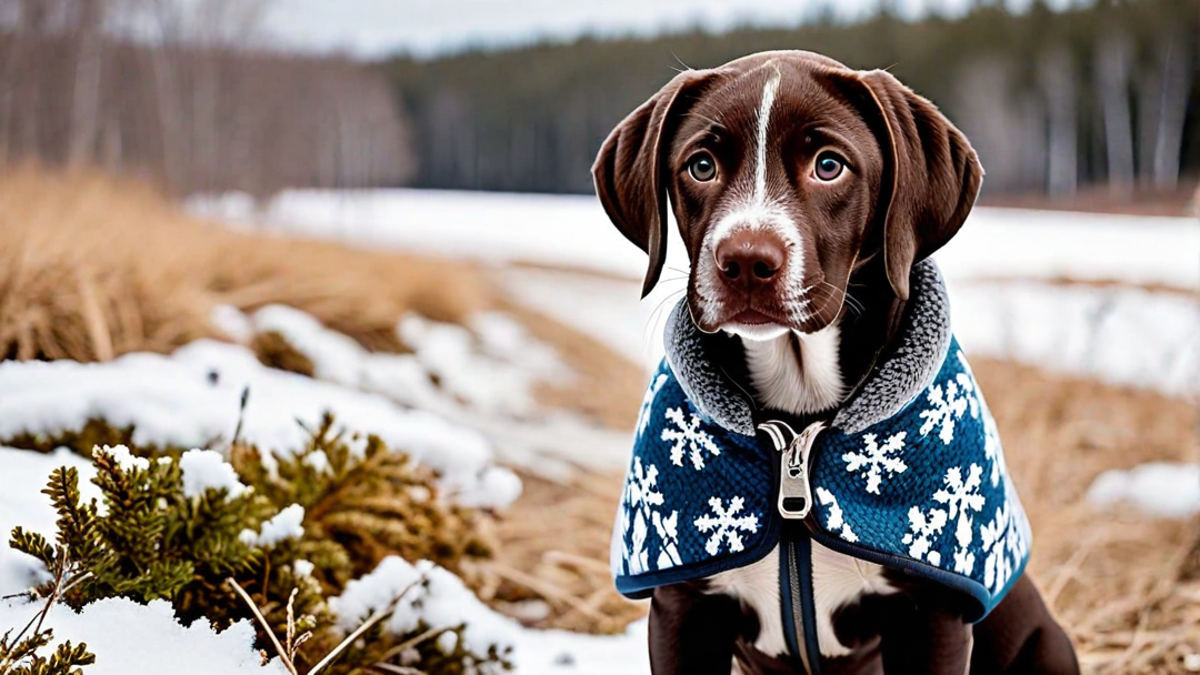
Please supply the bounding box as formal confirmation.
[845,69,984,301]
[592,69,718,298]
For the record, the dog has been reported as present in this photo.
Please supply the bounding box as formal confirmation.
[593,51,1079,675]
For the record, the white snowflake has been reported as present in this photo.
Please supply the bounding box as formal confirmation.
[662,407,722,470]
[842,431,908,494]
[981,404,1006,487]
[955,350,1006,487]
[902,504,948,566]
[954,351,982,420]
[694,496,760,556]
[933,464,986,520]
[652,510,682,569]
[815,487,858,543]
[980,498,1028,594]
[934,464,986,576]
[636,373,669,438]
[918,379,972,445]
[621,457,664,575]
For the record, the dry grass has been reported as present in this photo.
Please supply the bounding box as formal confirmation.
[493,359,1200,673]
[0,165,491,362]
[0,166,643,430]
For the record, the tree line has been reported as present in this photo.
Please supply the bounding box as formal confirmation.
[383,0,1197,197]
[0,0,414,196]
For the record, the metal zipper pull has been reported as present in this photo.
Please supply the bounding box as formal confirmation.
[778,421,825,520]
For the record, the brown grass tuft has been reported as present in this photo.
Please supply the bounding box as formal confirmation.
[0,166,491,362]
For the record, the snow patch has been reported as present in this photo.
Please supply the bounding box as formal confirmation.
[94,444,149,473]
[0,596,287,675]
[240,504,305,547]
[179,448,248,499]
[210,304,254,344]
[0,340,520,509]
[951,281,1200,397]
[1086,462,1200,518]
[329,555,651,675]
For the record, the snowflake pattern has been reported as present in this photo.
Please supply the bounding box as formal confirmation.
[815,487,858,542]
[902,504,948,566]
[694,496,760,556]
[621,457,668,575]
[652,510,682,569]
[842,431,908,494]
[933,464,986,575]
[918,380,972,445]
[981,405,1006,487]
[980,499,1027,594]
[636,373,668,438]
[662,407,722,470]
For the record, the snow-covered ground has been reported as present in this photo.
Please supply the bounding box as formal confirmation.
[0,444,649,675]
[189,188,1200,398]
[188,189,1200,291]
[1,188,1192,673]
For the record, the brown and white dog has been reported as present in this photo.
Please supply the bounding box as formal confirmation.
[592,51,1078,675]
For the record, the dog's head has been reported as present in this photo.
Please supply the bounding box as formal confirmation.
[593,51,982,339]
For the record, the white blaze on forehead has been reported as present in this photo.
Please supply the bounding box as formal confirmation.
[754,65,782,204]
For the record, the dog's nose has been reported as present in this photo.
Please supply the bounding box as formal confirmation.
[714,230,786,286]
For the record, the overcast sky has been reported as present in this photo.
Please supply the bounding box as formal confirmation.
[254,0,1071,59]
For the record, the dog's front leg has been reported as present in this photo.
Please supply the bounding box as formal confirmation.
[877,586,973,675]
[649,582,743,675]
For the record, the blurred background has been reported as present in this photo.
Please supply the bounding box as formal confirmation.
[0,1,1198,674]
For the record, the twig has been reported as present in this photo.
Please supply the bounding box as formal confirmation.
[227,577,298,675]
[370,665,427,675]
[486,562,609,623]
[373,624,451,666]
[307,577,425,675]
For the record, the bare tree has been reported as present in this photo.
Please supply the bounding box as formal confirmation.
[1094,32,1135,194]
[1039,47,1078,196]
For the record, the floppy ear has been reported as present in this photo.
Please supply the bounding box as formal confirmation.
[592,70,715,298]
[851,70,984,301]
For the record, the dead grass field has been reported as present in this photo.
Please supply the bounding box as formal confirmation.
[5,167,1198,673]
[0,166,641,428]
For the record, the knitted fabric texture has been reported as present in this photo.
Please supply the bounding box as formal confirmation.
[612,261,1032,620]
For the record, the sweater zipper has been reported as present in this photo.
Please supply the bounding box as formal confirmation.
[760,419,826,675]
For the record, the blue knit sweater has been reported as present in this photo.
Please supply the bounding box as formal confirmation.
[611,261,1031,621]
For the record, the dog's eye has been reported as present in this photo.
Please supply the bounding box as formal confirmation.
[688,154,717,182]
[814,153,845,181]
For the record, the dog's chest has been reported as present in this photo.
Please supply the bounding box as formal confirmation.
[707,541,897,659]
[715,330,897,660]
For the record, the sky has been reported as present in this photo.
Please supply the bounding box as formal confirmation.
[253,0,1068,59]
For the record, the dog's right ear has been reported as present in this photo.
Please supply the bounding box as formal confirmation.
[592,70,716,298]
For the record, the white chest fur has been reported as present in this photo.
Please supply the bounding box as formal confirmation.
[707,327,897,659]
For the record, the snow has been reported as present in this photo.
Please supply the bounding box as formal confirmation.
[1086,462,1200,519]
[192,188,1200,399]
[187,188,1200,290]
[0,596,287,675]
[210,303,255,344]
[0,339,520,509]
[94,443,150,473]
[950,281,1200,397]
[246,504,305,547]
[0,447,97,597]
[330,555,650,675]
[179,448,249,499]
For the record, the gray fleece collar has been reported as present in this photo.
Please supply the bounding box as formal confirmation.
[663,259,952,436]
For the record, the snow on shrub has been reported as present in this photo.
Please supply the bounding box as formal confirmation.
[0,341,520,509]
[2,416,503,675]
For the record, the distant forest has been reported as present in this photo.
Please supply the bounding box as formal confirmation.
[0,0,414,196]
[384,0,1198,198]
